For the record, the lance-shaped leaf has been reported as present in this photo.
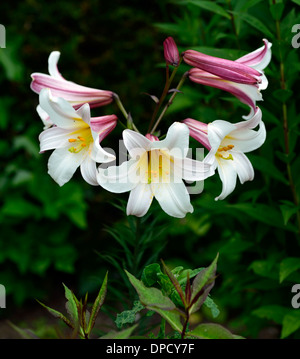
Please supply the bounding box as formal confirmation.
[100,324,138,339]
[36,299,74,330]
[189,253,219,314]
[87,271,108,334]
[189,323,234,339]
[161,259,186,308]
[63,283,79,328]
[125,270,183,333]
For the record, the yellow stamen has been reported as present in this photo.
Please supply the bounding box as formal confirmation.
[68,138,77,143]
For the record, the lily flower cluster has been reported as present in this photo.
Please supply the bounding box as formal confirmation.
[30,37,271,218]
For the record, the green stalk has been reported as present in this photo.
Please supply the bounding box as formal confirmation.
[150,72,188,134]
[147,59,182,133]
[113,93,140,133]
[274,10,300,235]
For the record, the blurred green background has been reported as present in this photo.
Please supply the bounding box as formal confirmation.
[1,0,300,339]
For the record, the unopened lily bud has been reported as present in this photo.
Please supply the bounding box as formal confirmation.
[145,133,159,142]
[163,37,180,67]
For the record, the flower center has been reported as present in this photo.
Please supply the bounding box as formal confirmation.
[144,150,171,184]
[68,136,89,154]
[216,144,234,160]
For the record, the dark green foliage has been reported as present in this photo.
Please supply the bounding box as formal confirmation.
[1,0,300,339]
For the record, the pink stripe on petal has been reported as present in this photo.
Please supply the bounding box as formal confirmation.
[183,118,211,150]
[183,50,261,85]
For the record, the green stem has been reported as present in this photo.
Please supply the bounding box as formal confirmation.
[181,309,189,339]
[274,14,300,235]
[150,72,188,134]
[147,60,182,133]
[132,216,141,276]
[113,93,140,133]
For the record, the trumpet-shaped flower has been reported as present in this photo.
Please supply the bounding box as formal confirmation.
[97,122,214,218]
[31,51,114,127]
[187,40,272,119]
[39,88,117,186]
[184,107,266,200]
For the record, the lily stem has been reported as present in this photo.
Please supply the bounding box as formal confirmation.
[113,93,140,133]
[147,59,182,133]
[150,71,188,134]
[274,13,300,235]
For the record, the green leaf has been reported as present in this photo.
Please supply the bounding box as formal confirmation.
[281,311,300,338]
[228,203,292,231]
[190,254,218,313]
[63,283,79,327]
[125,270,176,311]
[100,324,138,339]
[182,1,231,19]
[247,154,289,185]
[125,270,183,333]
[189,323,234,339]
[280,257,300,283]
[232,11,273,39]
[87,272,108,334]
[161,259,186,307]
[270,3,285,21]
[203,295,220,319]
[273,89,293,103]
[141,263,162,287]
[292,0,300,6]
[280,202,300,226]
[252,305,291,325]
[115,301,144,329]
[36,300,74,329]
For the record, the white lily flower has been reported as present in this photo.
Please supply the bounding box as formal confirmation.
[97,122,214,218]
[205,107,266,200]
[38,88,117,186]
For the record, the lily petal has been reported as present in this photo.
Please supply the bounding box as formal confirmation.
[39,89,83,129]
[215,159,237,201]
[47,147,86,186]
[152,180,193,218]
[80,155,99,186]
[154,122,189,158]
[232,152,254,184]
[123,129,152,158]
[39,126,73,152]
[97,159,138,193]
[126,183,153,217]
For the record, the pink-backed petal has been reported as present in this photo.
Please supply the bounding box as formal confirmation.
[183,50,261,85]
[90,115,118,142]
[183,118,211,150]
[236,39,272,71]
[189,68,262,114]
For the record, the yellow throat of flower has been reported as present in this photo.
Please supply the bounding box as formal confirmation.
[216,144,234,160]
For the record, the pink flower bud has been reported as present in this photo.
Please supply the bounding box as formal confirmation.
[163,37,180,67]
[145,133,159,142]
